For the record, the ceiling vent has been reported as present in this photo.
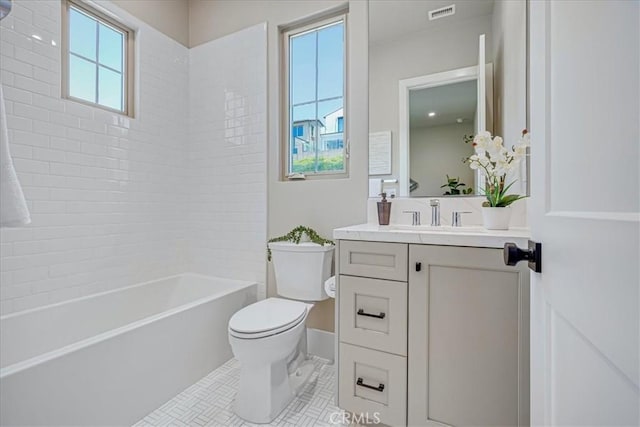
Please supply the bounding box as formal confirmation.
[428,4,456,21]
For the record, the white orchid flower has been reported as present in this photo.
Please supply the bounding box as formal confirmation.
[513,143,527,160]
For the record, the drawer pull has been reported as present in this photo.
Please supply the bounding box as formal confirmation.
[357,308,386,319]
[356,377,385,392]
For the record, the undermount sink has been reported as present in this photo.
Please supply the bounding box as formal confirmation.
[386,224,486,233]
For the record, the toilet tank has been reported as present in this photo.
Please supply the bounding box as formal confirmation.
[268,242,334,301]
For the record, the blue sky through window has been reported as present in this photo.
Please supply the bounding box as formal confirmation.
[68,6,125,112]
[289,19,345,174]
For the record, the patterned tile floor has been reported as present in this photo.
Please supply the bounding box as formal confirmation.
[133,357,346,427]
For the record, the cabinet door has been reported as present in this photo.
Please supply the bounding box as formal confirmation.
[408,245,530,427]
[339,343,407,427]
[339,275,407,355]
[339,240,408,281]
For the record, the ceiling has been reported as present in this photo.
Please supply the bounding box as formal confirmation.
[369,0,495,45]
[409,79,477,128]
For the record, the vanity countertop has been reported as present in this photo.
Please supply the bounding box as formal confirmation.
[333,223,531,249]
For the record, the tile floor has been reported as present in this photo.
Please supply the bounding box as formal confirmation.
[133,356,346,427]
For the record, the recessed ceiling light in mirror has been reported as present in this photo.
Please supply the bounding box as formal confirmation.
[428,112,436,117]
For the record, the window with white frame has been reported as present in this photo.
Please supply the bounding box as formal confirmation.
[62,0,134,116]
[283,15,346,177]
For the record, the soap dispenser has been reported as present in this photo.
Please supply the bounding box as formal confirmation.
[377,192,391,225]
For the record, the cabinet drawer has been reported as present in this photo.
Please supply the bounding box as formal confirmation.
[339,343,407,427]
[339,275,407,355]
[339,241,408,281]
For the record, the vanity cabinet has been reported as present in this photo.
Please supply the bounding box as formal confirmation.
[337,241,409,426]
[408,244,529,427]
[336,240,529,427]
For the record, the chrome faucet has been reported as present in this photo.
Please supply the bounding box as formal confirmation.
[430,199,440,226]
[451,211,472,227]
[403,210,421,226]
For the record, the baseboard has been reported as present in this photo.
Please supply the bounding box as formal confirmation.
[307,328,335,362]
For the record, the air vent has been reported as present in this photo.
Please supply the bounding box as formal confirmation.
[428,4,456,21]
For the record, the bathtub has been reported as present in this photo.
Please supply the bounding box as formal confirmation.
[0,273,257,426]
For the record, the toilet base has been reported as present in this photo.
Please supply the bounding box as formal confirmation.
[233,353,314,424]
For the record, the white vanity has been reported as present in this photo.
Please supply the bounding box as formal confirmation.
[333,224,530,426]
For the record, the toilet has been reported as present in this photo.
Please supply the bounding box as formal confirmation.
[228,241,334,424]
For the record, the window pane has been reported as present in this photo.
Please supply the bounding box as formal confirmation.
[69,7,97,60]
[69,55,96,103]
[317,22,344,100]
[316,98,344,172]
[98,66,123,111]
[290,103,317,173]
[98,24,123,72]
[290,30,316,105]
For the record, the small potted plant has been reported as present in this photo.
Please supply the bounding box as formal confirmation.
[267,225,334,261]
[440,175,473,195]
[466,130,529,229]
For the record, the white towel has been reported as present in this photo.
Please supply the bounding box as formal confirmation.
[0,85,31,227]
[324,275,336,298]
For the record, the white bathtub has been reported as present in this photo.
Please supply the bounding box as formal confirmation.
[0,273,257,426]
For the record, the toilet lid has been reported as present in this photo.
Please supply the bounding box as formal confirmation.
[228,298,309,336]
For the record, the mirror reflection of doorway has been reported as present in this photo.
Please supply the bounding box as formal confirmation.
[409,80,477,197]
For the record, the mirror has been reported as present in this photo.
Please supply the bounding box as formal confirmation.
[369,0,528,198]
[407,76,480,197]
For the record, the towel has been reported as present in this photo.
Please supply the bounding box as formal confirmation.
[0,85,31,227]
[324,275,336,298]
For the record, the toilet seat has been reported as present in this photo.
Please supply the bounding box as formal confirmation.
[229,298,310,339]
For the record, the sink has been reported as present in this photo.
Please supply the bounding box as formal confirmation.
[386,224,486,233]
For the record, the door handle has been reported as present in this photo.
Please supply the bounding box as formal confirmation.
[504,240,542,273]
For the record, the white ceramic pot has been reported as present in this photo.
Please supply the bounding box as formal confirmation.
[482,207,512,230]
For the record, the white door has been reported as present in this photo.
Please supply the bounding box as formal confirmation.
[528,1,639,425]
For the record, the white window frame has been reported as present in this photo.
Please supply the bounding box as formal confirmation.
[281,13,349,180]
[61,0,135,117]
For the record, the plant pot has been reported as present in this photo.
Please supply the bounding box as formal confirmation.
[482,207,512,230]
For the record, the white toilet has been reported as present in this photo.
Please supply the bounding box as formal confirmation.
[228,241,334,424]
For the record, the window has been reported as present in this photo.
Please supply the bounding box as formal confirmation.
[283,15,346,177]
[62,0,134,116]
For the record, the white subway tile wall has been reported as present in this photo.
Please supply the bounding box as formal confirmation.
[0,1,268,314]
[188,24,267,296]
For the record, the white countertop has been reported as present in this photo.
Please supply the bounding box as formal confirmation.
[333,223,531,249]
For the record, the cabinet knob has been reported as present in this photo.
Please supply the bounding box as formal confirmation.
[416,262,422,272]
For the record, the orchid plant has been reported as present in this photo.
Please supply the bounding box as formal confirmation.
[466,130,530,207]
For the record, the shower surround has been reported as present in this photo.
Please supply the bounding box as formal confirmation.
[0,0,268,315]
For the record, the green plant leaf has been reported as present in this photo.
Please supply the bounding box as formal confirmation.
[266,226,334,261]
[496,194,527,207]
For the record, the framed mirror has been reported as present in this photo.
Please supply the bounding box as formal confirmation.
[368,0,528,198]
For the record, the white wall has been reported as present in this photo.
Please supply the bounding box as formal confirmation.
[492,0,527,195]
[188,24,267,295]
[410,122,475,197]
[0,1,269,316]
[0,0,366,331]
[188,0,369,332]
[0,0,190,314]
[369,14,493,184]
[108,0,190,46]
